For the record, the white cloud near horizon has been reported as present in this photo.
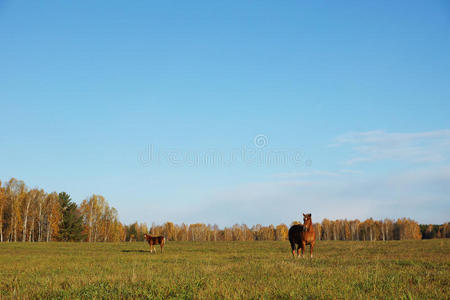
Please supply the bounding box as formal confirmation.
[129,130,450,227]
[333,129,450,164]
[129,167,449,226]
[274,169,362,179]
[181,130,450,226]
[192,165,450,226]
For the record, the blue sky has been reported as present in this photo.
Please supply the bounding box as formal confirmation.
[1,1,449,226]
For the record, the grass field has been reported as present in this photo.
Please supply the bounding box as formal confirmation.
[1,240,449,299]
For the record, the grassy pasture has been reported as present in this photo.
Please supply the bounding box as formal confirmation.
[1,240,449,299]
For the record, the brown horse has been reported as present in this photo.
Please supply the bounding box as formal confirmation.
[144,234,165,253]
[288,213,316,258]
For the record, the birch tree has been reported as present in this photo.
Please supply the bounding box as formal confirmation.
[0,181,5,242]
[44,192,61,242]
[6,178,26,242]
[22,189,39,242]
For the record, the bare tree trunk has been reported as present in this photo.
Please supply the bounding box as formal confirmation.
[13,217,17,242]
[11,203,16,242]
[37,202,42,242]
[89,203,93,242]
[0,208,3,242]
[22,198,32,242]
[28,217,34,242]
[46,211,52,242]
[10,202,14,242]
[104,222,109,242]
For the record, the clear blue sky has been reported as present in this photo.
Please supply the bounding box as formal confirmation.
[1,1,449,226]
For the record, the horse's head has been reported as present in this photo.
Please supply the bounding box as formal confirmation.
[303,213,312,232]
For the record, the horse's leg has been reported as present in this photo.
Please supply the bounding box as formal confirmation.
[301,242,306,258]
[310,241,315,259]
[290,241,296,258]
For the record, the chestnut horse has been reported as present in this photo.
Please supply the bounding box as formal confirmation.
[288,213,316,258]
[144,234,165,253]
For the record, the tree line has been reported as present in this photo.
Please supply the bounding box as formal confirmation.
[1,178,448,242]
[420,224,450,239]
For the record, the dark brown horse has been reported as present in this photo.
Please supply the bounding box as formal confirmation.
[288,213,316,258]
[144,234,165,253]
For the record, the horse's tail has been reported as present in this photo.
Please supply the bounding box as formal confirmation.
[289,239,296,251]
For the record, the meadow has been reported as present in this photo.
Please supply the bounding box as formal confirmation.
[1,240,449,299]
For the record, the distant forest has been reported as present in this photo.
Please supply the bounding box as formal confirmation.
[0,178,448,242]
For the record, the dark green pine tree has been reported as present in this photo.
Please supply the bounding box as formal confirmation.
[58,192,85,241]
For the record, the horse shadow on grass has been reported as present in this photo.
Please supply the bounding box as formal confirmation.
[121,249,150,253]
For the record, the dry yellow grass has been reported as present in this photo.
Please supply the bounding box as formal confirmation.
[1,239,449,299]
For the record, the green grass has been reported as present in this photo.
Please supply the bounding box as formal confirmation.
[1,240,449,299]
